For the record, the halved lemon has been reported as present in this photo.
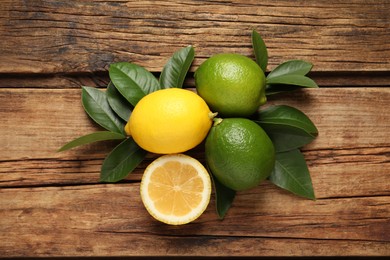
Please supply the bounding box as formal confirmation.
[140,154,212,225]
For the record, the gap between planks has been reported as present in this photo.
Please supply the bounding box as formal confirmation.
[1,71,390,89]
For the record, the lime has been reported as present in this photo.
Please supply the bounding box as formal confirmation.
[205,118,275,191]
[125,88,215,154]
[195,53,266,118]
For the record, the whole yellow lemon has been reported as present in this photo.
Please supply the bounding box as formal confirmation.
[125,88,214,154]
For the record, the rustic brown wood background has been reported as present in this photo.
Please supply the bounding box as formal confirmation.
[1,0,389,257]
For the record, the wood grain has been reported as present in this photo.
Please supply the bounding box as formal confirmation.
[1,86,389,257]
[1,0,389,74]
[1,0,390,257]
[1,88,389,200]
[0,184,388,257]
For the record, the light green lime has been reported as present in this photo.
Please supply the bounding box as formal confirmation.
[205,118,275,191]
[195,53,266,118]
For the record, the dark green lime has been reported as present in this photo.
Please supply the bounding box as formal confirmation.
[205,118,275,191]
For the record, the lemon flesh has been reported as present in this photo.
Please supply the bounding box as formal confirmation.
[126,88,213,154]
[140,154,212,225]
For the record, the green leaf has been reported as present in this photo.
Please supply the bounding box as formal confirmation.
[253,105,318,152]
[210,172,236,219]
[254,105,318,152]
[260,125,316,152]
[109,62,160,106]
[265,84,300,96]
[159,45,195,89]
[106,82,132,122]
[267,60,313,79]
[57,131,125,152]
[269,149,315,200]
[256,105,318,135]
[100,138,147,182]
[266,60,317,91]
[82,86,125,135]
[266,74,318,88]
[251,30,268,72]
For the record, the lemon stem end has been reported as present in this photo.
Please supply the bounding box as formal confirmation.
[208,112,218,120]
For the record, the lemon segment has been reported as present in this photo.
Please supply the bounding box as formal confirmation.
[140,154,212,225]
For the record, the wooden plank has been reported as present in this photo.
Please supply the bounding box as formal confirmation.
[1,0,389,74]
[0,88,389,200]
[0,184,388,257]
[1,146,389,199]
[1,87,389,158]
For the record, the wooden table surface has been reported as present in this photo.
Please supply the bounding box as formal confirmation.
[1,0,389,257]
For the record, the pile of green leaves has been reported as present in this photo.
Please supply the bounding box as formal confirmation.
[59,30,318,219]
